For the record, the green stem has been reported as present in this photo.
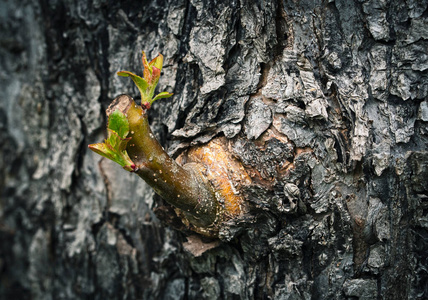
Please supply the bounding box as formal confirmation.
[107,95,219,227]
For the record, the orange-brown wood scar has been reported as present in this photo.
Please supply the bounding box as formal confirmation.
[181,137,252,218]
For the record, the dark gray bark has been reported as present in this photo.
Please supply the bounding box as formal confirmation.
[1,0,427,299]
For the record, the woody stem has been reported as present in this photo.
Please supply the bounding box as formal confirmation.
[107,95,219,227]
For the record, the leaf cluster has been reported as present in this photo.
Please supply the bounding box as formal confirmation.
[117,51,173,108]
[88,110,135,171]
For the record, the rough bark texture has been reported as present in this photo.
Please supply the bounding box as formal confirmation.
[1,0,427,299]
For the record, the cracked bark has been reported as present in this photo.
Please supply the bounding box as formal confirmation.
[1,0,427,299]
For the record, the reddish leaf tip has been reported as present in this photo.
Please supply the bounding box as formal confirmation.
[141,102,151,110]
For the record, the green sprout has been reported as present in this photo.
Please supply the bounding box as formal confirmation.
[89,51,174,171]
[117,51,173,109]
[88,110,136,171]
[88,51,222,235]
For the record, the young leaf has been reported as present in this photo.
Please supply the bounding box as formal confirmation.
[108,110,130,138]
[118,51,172,108]
[88,109,135,171]
[106,129,131,152]
[142,51,152,81]
[88,143,112,158]
[89,138,135,171]
[117,71,149,101]
[147,67,161,102]
[149,53,163,71]
[152,91,173,102]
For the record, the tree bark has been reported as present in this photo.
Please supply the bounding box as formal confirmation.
[1,0,427,299]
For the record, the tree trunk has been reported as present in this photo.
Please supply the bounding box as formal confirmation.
[1,0,427,299]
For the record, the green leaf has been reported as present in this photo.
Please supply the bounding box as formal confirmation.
[88,110,135,171]
[117,71,149,100]
[108,110,129,138]
[106,129,131,152]
[142,51,152,81]
[147,67,161,101]
[106,129,121,149]
[117,51,172,108]
[149,53,163,71]
[89,140,135,171]
[152,91,173,102]
[88,143,112,159]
